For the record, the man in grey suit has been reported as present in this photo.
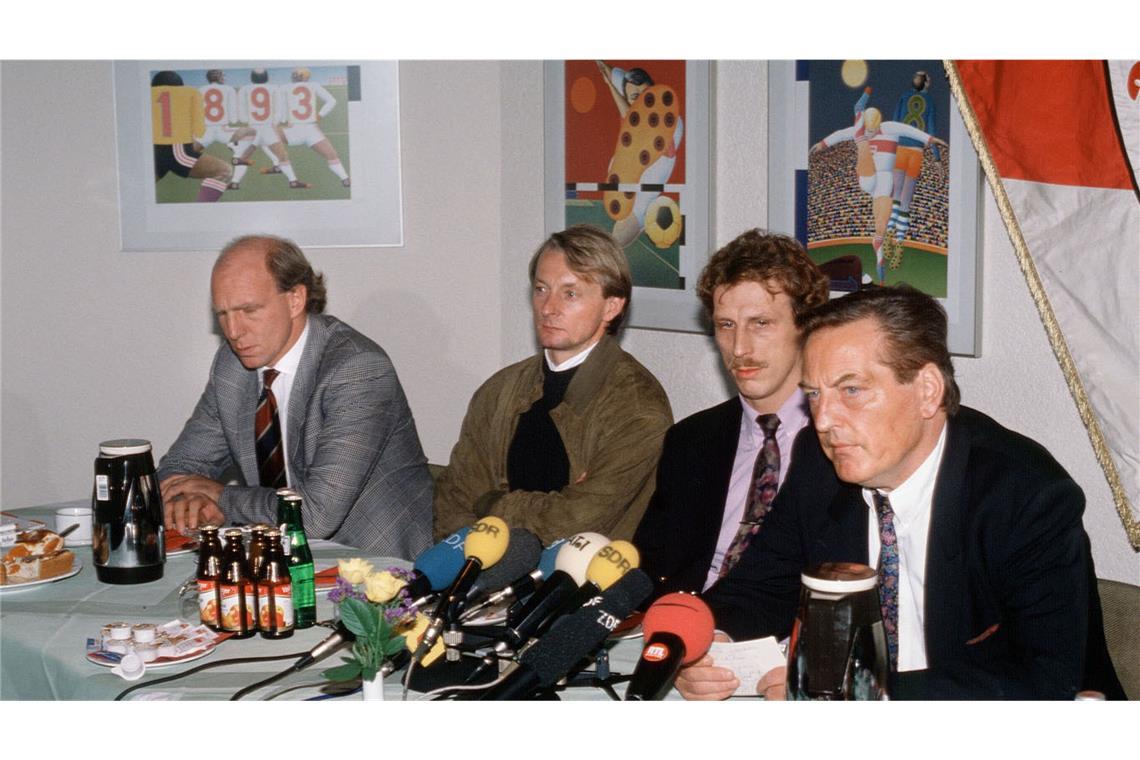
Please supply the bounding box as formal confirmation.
[158,235,433,558]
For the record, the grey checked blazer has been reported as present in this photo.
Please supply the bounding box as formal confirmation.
[158,314,433,559]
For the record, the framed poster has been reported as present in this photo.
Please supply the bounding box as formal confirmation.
[768,60,982,356]
[545,60,713,333]
[114,60,403,251]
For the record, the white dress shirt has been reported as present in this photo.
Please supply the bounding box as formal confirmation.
[544,338,600,372]
[258,318,310,487]
[863,422,948,672]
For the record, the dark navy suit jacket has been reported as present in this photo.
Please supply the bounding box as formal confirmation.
[702,406,1123,700]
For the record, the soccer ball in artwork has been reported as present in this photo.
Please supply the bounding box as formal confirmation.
[644,195,683,249]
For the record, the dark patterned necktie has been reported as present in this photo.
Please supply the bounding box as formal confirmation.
[255,368,287,488]
[719,413,781,578]
[873,491,900,671]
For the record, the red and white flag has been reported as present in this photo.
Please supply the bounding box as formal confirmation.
[951,60,1139,547]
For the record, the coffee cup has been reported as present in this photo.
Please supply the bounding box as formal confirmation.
[55,506,94,546]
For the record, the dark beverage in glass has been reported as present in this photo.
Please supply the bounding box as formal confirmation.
[257,528,295,639]
[219,528,257,638]
[195,525,224,630]
[785,562,889,700]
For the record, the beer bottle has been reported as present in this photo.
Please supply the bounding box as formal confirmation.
[248,524,270,580]
[279,494,316,629]
[257,528,295,639]
[219,528,257,638]
[195,525,224,630]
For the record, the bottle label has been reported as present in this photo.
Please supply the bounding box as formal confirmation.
[95,475,110,501]
[258,582,295,631]
[219,583,256,631]
[197,579,220,626]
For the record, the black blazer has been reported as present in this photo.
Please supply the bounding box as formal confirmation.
[703,406,1123,700]
[634,398,744,599]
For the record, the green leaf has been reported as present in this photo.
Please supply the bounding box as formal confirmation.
[381,634,407,657]
[339,598,378,639]
[322,661,362,682]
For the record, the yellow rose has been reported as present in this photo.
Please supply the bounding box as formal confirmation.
[337,558,374,585]
[364,570,407,604]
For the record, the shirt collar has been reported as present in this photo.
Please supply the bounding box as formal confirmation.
[261,317,310,384]
[544,338,600,372]
[738,388,809,441]
[864,421,948,522]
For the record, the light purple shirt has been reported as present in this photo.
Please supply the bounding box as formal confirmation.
[703,389,811,591]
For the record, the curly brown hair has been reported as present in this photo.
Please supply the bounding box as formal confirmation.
[697,229,829,320]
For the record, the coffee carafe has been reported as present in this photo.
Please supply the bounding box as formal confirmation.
[92,439,166,584]
[785,562,890,700]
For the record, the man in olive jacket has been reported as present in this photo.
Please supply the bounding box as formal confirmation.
[433,226,672,545]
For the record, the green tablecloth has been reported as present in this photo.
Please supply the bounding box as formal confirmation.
[1,502,651,701]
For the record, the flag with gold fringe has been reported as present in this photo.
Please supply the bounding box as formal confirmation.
[947,60,1140,549]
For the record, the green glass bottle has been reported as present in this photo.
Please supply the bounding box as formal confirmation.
[278,493,316,629]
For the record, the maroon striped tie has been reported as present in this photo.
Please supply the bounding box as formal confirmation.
[255,368,286,488]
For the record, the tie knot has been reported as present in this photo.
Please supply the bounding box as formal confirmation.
[262,368,279,389]
[872,491,893,517]
[757,413,781,438]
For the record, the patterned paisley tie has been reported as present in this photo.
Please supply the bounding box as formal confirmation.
[719,414,781,578]
[255,368,287,488]
[873,491,900,671]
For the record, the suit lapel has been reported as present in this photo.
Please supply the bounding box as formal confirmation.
[923,416,967,662]
[697,400,745,554]
[229,364,259,487]
[287,315,328,471]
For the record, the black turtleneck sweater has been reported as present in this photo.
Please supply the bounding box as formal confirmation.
[506,360,578,493]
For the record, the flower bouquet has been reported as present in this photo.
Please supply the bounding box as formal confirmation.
[321,559,418,690]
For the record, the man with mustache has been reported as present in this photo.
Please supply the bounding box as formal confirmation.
[634,230,829,598]
[432,225,672,544]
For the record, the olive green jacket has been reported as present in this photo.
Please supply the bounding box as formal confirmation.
[432,335,673,545]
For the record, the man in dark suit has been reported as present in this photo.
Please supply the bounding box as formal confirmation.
[158,235,433,558]
[634,230,829,597]
[677,285,1122,699]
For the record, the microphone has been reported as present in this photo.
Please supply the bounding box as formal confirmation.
[414,516,509,663]
[462,537,568,619]
[464,528,543,606]
[538,539,640,637]
[291,622,355,670]
[477,568,653,700]
[494,532,609,640]
[624,593,715,700]
[403,526,471,604]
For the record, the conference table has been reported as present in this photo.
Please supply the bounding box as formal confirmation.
[0,501,654,701]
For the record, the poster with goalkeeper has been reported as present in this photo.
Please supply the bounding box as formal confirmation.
[150,64,356,204]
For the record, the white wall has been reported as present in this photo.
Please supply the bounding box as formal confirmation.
[2,60,1135,584]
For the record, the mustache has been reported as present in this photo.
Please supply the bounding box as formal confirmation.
[730,359,767,371]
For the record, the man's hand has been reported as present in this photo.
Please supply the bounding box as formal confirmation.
[674,632,740,700]
[160,474,226,532]
[674,653,741,700]
[757,665,787,700]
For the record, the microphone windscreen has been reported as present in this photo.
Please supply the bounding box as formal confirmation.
[414,526,471,591]
[522,569,654,688]
[641,593,715,665]
[584,540,640,591]
[467,529,542,600]
[464,516,509,567]
[554,532,609,583]
[537,538,567,580]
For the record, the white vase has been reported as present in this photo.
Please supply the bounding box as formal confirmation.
[361,672,385,701]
